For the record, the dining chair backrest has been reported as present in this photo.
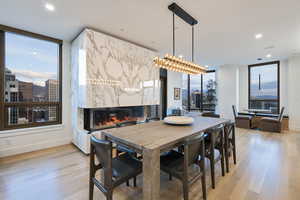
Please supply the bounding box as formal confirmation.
[184,134,205,166]
[278,107,285,121]
[232,105,237,118]
[207,125,224,147]
[224,121,235,139]
[90,136,113,187]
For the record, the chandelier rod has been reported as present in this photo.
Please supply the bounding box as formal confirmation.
[192,25,194,62]
[173,12,175,56]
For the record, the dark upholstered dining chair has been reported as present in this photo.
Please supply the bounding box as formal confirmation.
[232,105,253,129]
[224,121,237,173]
[89,136,142,200]
[115,121,140,186]
[259,107,285,133]
[204,125,225,189]
[160,135,207,200]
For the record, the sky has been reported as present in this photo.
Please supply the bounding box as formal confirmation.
[5,32,58,86]
[250,64,278,98]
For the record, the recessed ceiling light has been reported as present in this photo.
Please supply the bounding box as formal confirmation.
[45,3,55,11]
[255,33,263,39]
[266,54,272,58]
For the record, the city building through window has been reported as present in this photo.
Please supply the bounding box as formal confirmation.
[182,71,217,112]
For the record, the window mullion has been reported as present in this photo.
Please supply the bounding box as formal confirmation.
[200,74,203,112]
[0,30,5,130]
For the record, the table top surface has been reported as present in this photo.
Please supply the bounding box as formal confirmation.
[102,116,230,151]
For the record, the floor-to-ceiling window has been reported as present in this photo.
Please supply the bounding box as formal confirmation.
[202,71,217,111]
[248,61,280,114]
[182,74,188,110]
[190,74,202,110]
[183,70,217,112]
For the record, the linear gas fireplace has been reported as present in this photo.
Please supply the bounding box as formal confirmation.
[84,105,159,131]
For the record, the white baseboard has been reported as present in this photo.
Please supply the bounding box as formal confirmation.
[0,137,72,158]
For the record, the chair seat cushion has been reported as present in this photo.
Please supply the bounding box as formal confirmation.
[236,115,252,120]
[160,150,202,181]
[160,150,184,167]
[261,117,279,123]
[112,153,142,182]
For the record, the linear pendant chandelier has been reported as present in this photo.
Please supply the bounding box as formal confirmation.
[153,3,207,75]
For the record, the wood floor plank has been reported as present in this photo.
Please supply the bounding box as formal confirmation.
[0,129,300,200]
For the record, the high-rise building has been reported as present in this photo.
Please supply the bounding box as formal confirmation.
[4,68,19,124]
[18,81,33,101]
[18,81,33,123]
[46,79,59,121]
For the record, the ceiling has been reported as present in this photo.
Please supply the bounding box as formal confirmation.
[1,0,300,66]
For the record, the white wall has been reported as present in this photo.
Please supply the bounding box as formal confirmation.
[237,65,248,111]
[287,56,300,130]
[167,70,182,114]
[280,59,289,114]
[217,64,240,119]
[0,42,72,158]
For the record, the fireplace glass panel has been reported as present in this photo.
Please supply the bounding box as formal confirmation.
[86,105,159,131]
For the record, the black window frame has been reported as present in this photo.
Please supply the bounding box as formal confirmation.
[185,70,216,112]
[0,25,63,131]
[248,61,280,114]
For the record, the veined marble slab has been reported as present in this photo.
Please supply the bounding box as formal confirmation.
[72,28,160,108]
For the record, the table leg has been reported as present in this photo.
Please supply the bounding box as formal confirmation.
[143,148,160,200]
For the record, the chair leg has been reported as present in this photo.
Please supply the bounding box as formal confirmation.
[224,127,230,173]
[201,158,207,200]
[169,174,173,181]
[89,179,94,200]
[225,148,230,173]
[201,173,207,200]
[106,191,113,200]
[133,177,137,187]
[210,158,215,189]
[220,148,225,176]
[233,144,237,164]
[232,128,237,164]
[126,180,129,187]
[220,129,225,176]
[182,182,189,200]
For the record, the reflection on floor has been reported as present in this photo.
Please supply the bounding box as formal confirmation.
[1,128,300,200]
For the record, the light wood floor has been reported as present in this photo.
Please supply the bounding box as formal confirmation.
[1,128,300,200]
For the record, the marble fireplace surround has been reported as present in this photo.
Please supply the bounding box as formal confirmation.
[72,28,160,108]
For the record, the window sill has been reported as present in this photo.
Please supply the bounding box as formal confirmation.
[0,124,65,138]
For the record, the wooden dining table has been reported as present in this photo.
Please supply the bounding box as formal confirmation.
[101,115,230,200]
